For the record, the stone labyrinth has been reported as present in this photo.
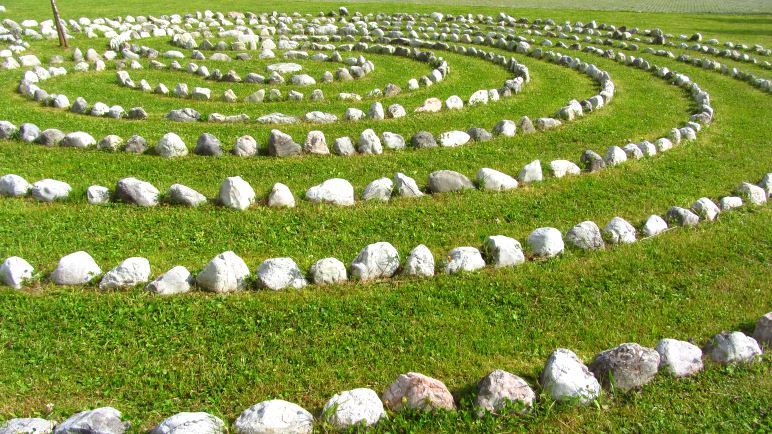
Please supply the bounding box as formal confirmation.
[0,5,770,433]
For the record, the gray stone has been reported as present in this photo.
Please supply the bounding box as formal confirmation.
[196,251,250,293]
[53,407,128,434]
[115,177,159,207]
[50,251,101,285]
[603,217,637,244]
[580,150,606,172]
[332,137,356,156]
[323,388,385,429]
[604,146,627,166]
[351,242,400,281]
[736,182,767,205]
[705,331,762,364]
[476,370,535,414]
[0,418,54,434]
[303,111,337,124]
[37,129,65,146]
[753,312,772,346]
[666,206,700,226]
[518,116,535,134]
[193,133,223,156]
[566,221,604,250]
[411,131,437,148]
[244,90,266,103]
[0,256,34,290]
[540,348,600,404]
[527,227,564,258]
[99,257,151,290]
[467,128,492,142]
[256,257,307,290]
[382,372,455,412]
[483,236,525,267]
[268,130,301,157]
[310,258,347,285]
[87,185,111,205]
[518,160,543,183]
[19,123,40,142]
[393,173,424,198]
[233,136,258,157]
[362,177,393,202]
[125,135,147,154]
[382,132,405,150]
[0,121,18,139]
[445,247,486,274]
[303,131,329,155]
[589,343,660,391]
[642,215,668,237]
[30,179,71,202]
[145,266,192,295]
[357,129,382,154]
[535,118,562,131]
[492,120,516,137]
[691,197,720,221]
[427,170,474,193]
[165,108,200,122]
[476,168,518,191]
[97,135,123,152]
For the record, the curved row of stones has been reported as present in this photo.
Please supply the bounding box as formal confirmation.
[464,15,772,93]
[1,174,768,292]
[0,318,768,434]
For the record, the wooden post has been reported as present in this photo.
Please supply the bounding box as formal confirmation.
[50,0,68,48]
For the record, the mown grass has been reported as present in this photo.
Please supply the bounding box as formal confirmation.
[0,0,770,432]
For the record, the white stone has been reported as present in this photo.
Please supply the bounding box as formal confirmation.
[719,196,743,211]
[168,184,207,207]
[368,102,385,120]
[267,183,295,208]
[234,400,313,434]
[655,338,703,377]
[53,407,127,434]
[566,221,605,250]
[403,244,434,277]
[256,258,307,290]
[196,251,250,293]
[604,146,627,166]
[150,412,225,434]
[310,258,347,285]
[438,130,470,147]
[518,160,543,183]
[0,174,30,197]
[145,266,192,295]
[362,177,393,202]
[691,197,720,221]
[51,251,101,285]
[469,89,489,105]
[642,215,668,237]
[30,179,71,202]
[492,120,516,137]
[99,257,151,290]
[218,176,255,210]
[0,418,55,434]
[445,95,463,110]
[357,129,382,154]
[603,217,637,244]
[382,132,405,150]
[540,348,600,404]
[115,178,159,207]
[706,331,762,364]
[483,236,525,268]
[476,370,535,414]
[306,178,355,206]
[351,242,400,281]
[527,227,564,258]
[476,168,518,191]
[736,182,767,205]
[156,132,188,158]
[445,247,486,274]
[393,173,424,198]
[549,160,581,178]
[323,388,385,429]
[0,256,34,289]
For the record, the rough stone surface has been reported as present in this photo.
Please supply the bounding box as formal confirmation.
[589,343,660,391]
[604,146,627,166]
[427,170,473,193]
[411,131,437,148]
[303,130,329,155]
[483,236,525,268]
[580,150,606,172]
[0,418,55,434]
[115,177,159,207]
[691,197,720,221]
[655,339,703,377]
[30,179,71,202]
[736,182,767,205]
[445,247,486,274]
[322,388,385,428]
[256,257,307,290]
[168,184,207,207]
[268,130,301,157]
[234,400,313,434]
[62,132,96,148]
[518,160,543,183]
[540,348,600,404]
[333,137,356,156]
[99,257,151,290]
[753,312,772,346]
[362,177,393,202]
[51,251,101,285]
[196,251,250,293]
[193,133,223,156]
[357,129,383,154]
[149,412,225,434]
[267,183,295,208]
[642,215,668,237]
[351,242,400,281]
[306,178,355,206]
[666,206,700,227]
[382,372,455,412]
[566,221,605,250]
[403,244,434,277]
[145,266,192,295]
[53,407,128,434]
[603,217,637,244]
[232,136,258,157]
[438,130,470,147]
[156,133,188,158]
[393,173,424,198]
[0,256,34,290]
[476,168,518,191]
[218,176,255,210]
[0,174,30,197]
[310,258,347,285]
[476,370,535,414]
[719,196,743,211]
[527,227,564,258]
[492,120,516,137]
[705,331,762,364]
[549,160,581,178]
[382,132,405,150]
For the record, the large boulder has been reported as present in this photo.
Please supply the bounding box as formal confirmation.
[322,388,385,429]
[115,177,159,207]
[540,348,600,404]
[482,236,525,267]
[476,370,535,414]
[218,176,255,210]
[382,372,455,412]
[403,244,434,277]
[445,247,486,274]
[0,256,34,289]
[427,170,474,193]
[50,251,101,285]
[150,412,225,434]
[145,266,192,295]
[306,178,355,206]
[53,407,128,434]
[566,221,604,250]
[30,179,71,202]
[655,338,703,377]
[256,257,307,290]
[99,257,151,290]
[527,227,564,258]
[351,242,400,281]
[588,343,660,391]
[704,331,763,364]
[234,400,313,434]
[196,251,250,293]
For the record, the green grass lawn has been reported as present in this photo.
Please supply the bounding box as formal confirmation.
[0,0,770,432]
